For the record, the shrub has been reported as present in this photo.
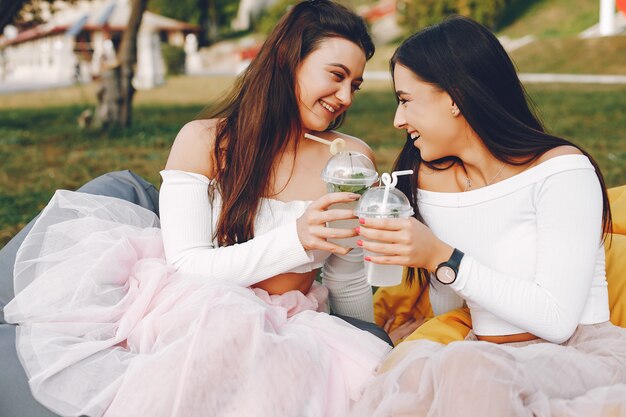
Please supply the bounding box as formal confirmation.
[398,0,515,31]
[161,44,186,76]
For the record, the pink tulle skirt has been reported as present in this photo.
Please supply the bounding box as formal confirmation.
[352,322,626,416]
[4,190,391,417]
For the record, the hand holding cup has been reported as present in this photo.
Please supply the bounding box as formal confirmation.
[357,215,451,273]
[354,170,415,286]
[296,192,362,255]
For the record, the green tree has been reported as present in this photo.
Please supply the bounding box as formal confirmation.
[148,0,240,46]
[1,0,80,33]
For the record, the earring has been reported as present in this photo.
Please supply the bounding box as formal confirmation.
[451,107,458,116]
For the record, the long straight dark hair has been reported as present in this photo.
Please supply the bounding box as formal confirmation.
[390,15,612,286]
[203,0,374,246]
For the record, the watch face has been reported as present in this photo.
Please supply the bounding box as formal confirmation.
[436,265,456,284]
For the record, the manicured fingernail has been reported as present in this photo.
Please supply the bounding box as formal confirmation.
[357,240,363,246]
[364,256,371,262]
[355,227,360,234]
[349,193,360,199]
[359,218,365,224]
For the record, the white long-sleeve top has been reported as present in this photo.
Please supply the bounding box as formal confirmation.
[158,170,374,321]
[423,155,609,343]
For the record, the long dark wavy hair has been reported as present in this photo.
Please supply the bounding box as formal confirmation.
[203,0,374,246]
[390,15,612,286]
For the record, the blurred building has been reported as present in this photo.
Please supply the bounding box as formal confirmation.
[0,0,198,89]
[358,0,401,44]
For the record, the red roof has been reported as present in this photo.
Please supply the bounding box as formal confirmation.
[1,25,67,47]
[1,9,198,48]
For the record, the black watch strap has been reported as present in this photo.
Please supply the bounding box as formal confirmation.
[434,248,465,285]
[447,248,464,271]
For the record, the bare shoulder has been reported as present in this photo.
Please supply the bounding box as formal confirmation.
[324,130,376,164]
[165,119,220,178]
[536,145,583,164]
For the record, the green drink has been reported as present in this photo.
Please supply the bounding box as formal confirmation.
[321,151,378,248]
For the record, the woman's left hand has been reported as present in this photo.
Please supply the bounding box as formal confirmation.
[356,217,452,272]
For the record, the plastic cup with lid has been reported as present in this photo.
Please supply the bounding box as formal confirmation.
[354,170,414,287]
[321,151,378,248]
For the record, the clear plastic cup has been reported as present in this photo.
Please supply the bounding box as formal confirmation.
[354,185,414,287]
[321,151,378,248]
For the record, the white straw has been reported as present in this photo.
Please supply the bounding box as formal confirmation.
[391,170,414,185]
[304,133,346,155]
[381,170,413,212]
[304,132,332,145]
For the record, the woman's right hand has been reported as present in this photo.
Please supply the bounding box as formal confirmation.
[296,192,361,255]
[357,216,453,272]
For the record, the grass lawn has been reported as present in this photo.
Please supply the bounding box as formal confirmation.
[497,0,599,39]
[1,78,625,247]
[510,35,626,75]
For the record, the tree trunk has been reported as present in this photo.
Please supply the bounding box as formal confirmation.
[96,63,122,129]
[118,0,149,127]
[197,0,218,47]
[95,0,148,129]
[207,0,219,44]
[197,0,209,47]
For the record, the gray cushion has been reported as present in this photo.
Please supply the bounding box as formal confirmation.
[335,314,393,346]
[0,324,60,417]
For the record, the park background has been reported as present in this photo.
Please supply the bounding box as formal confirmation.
[1,0,625,248]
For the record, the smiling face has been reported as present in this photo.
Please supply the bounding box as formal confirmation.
[295,37,367,132]
[392,63,464,162]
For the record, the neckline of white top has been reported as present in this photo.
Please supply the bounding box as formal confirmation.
[417,154,594,207]
[160,169,313,206]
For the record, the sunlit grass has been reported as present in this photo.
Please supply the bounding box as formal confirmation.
[0,76,235,110]
[497,0,599,39]
[510,35,626,75]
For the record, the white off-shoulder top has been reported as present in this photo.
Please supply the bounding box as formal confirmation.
[423,155,610,343]
[159,169,374,321]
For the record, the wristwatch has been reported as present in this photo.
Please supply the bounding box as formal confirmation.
[434,248,464,285]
